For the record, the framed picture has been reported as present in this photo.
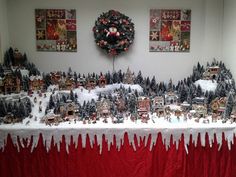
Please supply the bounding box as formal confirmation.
[35,9,77,52]
[149,9,191,52]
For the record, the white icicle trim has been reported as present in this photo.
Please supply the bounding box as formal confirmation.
[0,125,236,153]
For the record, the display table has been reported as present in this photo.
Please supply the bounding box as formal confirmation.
[1,122,236,177]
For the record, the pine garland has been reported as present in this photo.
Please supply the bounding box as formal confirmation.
[93,10,135,56]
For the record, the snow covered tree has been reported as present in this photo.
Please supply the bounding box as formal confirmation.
[70,90,74,101]
[118,70,123,83]
[196,85,203,97]
[62,94,67,103]
[215,82,227,97]
[207,91,215,104]
[112,71,118,83]
[167,79,173,92]
[224,90,235,119]
[105,71,111,85]
[135,71,143,85]
[98,93,102,101]
[18,102,26,118]
[128,94,137,113]
[150,76,157,92]
[49,95,55,109]
[180,85,188,102]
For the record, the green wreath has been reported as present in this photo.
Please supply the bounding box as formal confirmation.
[93,10,135,56]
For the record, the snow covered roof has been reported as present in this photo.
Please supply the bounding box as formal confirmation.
[181,101,190,107]
[209,66,220,69]
[29,75,42,81]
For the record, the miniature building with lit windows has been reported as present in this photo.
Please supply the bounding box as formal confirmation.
[165,92,179,105]
[97,99,111,118]
[59,100,78,119]
[0,74,21,94]
[152,96,165,116]
[137,97,150,115]
[86,77,96,90]
[77,77,86,87]
[29,75,44,91]
[210,97,227,115]
[65,78,75,90]
[203,66,220,80]
[50,72,62,85]
[98,75,107,88]
[193,105,207,118]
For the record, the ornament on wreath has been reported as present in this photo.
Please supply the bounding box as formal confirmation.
[93,10,135,56]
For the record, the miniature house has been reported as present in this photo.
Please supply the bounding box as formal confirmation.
[86,77,96,90]
[165,92,178,105]
[29,75,44,91]
[65,78,75,90]
[77,77,86,87]
[203,66,220,80]
[192,105,207,118]
[41,114,63,126]
[123,68,135,84]
[98,75,107,88]
[210,97,226,115]
[137,97,150,115]
[59,100,78,119]
[0,74,21,94]
[152,96,165,116]
[181,101,191,112]
[97,99,111,118]
[50,72,62,85]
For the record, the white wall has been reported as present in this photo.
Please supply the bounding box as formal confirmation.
[223,0,236,81]
[0,0,9,62]
[6,0,223,83]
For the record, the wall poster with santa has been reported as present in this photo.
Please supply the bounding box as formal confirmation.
[149,9,191,52]
[35,9,77,52]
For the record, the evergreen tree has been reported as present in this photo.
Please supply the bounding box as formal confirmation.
[0,100,7,117]
[168,79,173,92]
[224,90,235,119]
[150,76,156,92]
[180,85,188,102]
[215,82,227,97]
[49,95,55,109]
[135,71,143,85]
[70,90,74,101]
[128,94,137,113]
[196,85,202,97]
[112,71,118,83]
[105,71,111,85]
[18,102,26,118]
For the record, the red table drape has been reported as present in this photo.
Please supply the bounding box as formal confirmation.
[0,133,236,177]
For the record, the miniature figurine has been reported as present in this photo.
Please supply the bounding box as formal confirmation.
[25,120,30,125]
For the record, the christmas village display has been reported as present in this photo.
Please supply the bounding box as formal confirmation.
[0,47,236,127]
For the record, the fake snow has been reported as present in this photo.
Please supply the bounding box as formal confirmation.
[0,83,235,154]
[194,79,217,92]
